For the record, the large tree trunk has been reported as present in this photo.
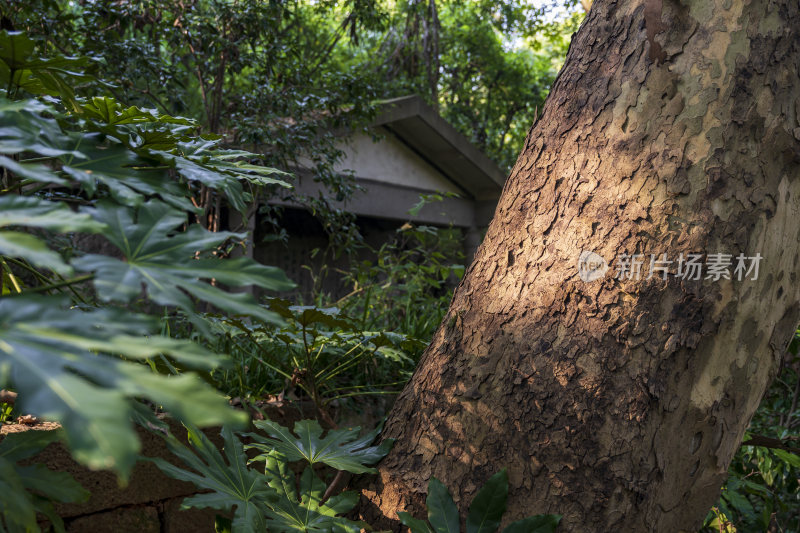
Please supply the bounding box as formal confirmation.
[359,0,800,531]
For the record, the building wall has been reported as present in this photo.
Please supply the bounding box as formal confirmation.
[333,132,464,196]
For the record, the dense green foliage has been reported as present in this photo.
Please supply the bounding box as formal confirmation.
[205,298,424,412]
[0,29,297,479]
[2,0,578,176]
[150,421,390,533]
[702,338,800,532]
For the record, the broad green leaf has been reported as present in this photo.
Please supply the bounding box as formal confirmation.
[249,418,394,474]
[772,448,800,467]
[0,31,95,110]
[0,296,245,475]
[15,463,90,504]
[0,155,67,184]
[0,31,34,70]
[260,451,361,533]
[0,430,89,533]
[61,141,192,209]
[0,230,71,274]
[202,152,293,186]
[427,477,460,533]
[0,96,194,210]
[136,128,184,151]
[153,149,249,212]
[724,488,757,524]
[0,428,61,462]
[398,512,434,533]
[151,425,272,533]
[290,306,355,330]
[0,195,105,232]
[0,99,84,158]
[0,455,39,531]
[81,97,195,126]
[466,469,508,533]
[73,200,294,324]
[0,98,51,114]
[500,515,561,533]
[152,141,291,214]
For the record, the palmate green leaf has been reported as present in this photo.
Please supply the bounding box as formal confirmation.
[0,97,190,211]
[151,425,271,533]
[427,478,460,533]
[60,140,194,210]
[0,190,87,295]
[0,296,246,476]
[80,96,195,126]
[152,140,291,214]
[0,98,51,114]
[136,128,187,151]
[248,419,394,474]
[0,430,89,533]
[14,463,89,505]
[0,31,95,111]
[292,307,354,331]
[80,97,197,155]
[466,470,508,533]
[0,31,34,71]
[267,302,356,331]
[201,151,293,185]
[260,451,361,533]
[73,200,294,325]
[153,149,250,213]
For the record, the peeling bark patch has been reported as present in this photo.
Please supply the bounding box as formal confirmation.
[644,0,668,64]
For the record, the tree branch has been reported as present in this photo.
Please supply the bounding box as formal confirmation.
[320,470,348,505]
[741,433,800,455]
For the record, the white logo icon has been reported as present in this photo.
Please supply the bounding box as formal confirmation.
[578,251,608,282]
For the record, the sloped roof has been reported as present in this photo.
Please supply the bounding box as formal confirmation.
[372,96,507,201]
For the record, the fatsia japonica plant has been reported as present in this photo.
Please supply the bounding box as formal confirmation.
[150,419,394,533]
[398,469,561,533]
[0,28,296,527]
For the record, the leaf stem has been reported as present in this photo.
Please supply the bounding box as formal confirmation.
[20,273,94,294]
[0,258,23,293]
[4,257,89,303]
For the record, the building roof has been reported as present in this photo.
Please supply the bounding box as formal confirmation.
[372,96,507,201]
[274,95,506,229]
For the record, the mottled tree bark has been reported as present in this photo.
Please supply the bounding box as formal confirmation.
[359,0,800,531]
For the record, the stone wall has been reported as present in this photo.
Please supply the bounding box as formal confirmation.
[2,422,225,533]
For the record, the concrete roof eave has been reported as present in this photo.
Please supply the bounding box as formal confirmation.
[372,96,507,201]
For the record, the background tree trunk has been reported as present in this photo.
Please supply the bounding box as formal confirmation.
[358,0,800,531]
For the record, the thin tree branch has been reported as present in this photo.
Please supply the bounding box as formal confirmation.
[741,434,800,455]
[320,470,348,505]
